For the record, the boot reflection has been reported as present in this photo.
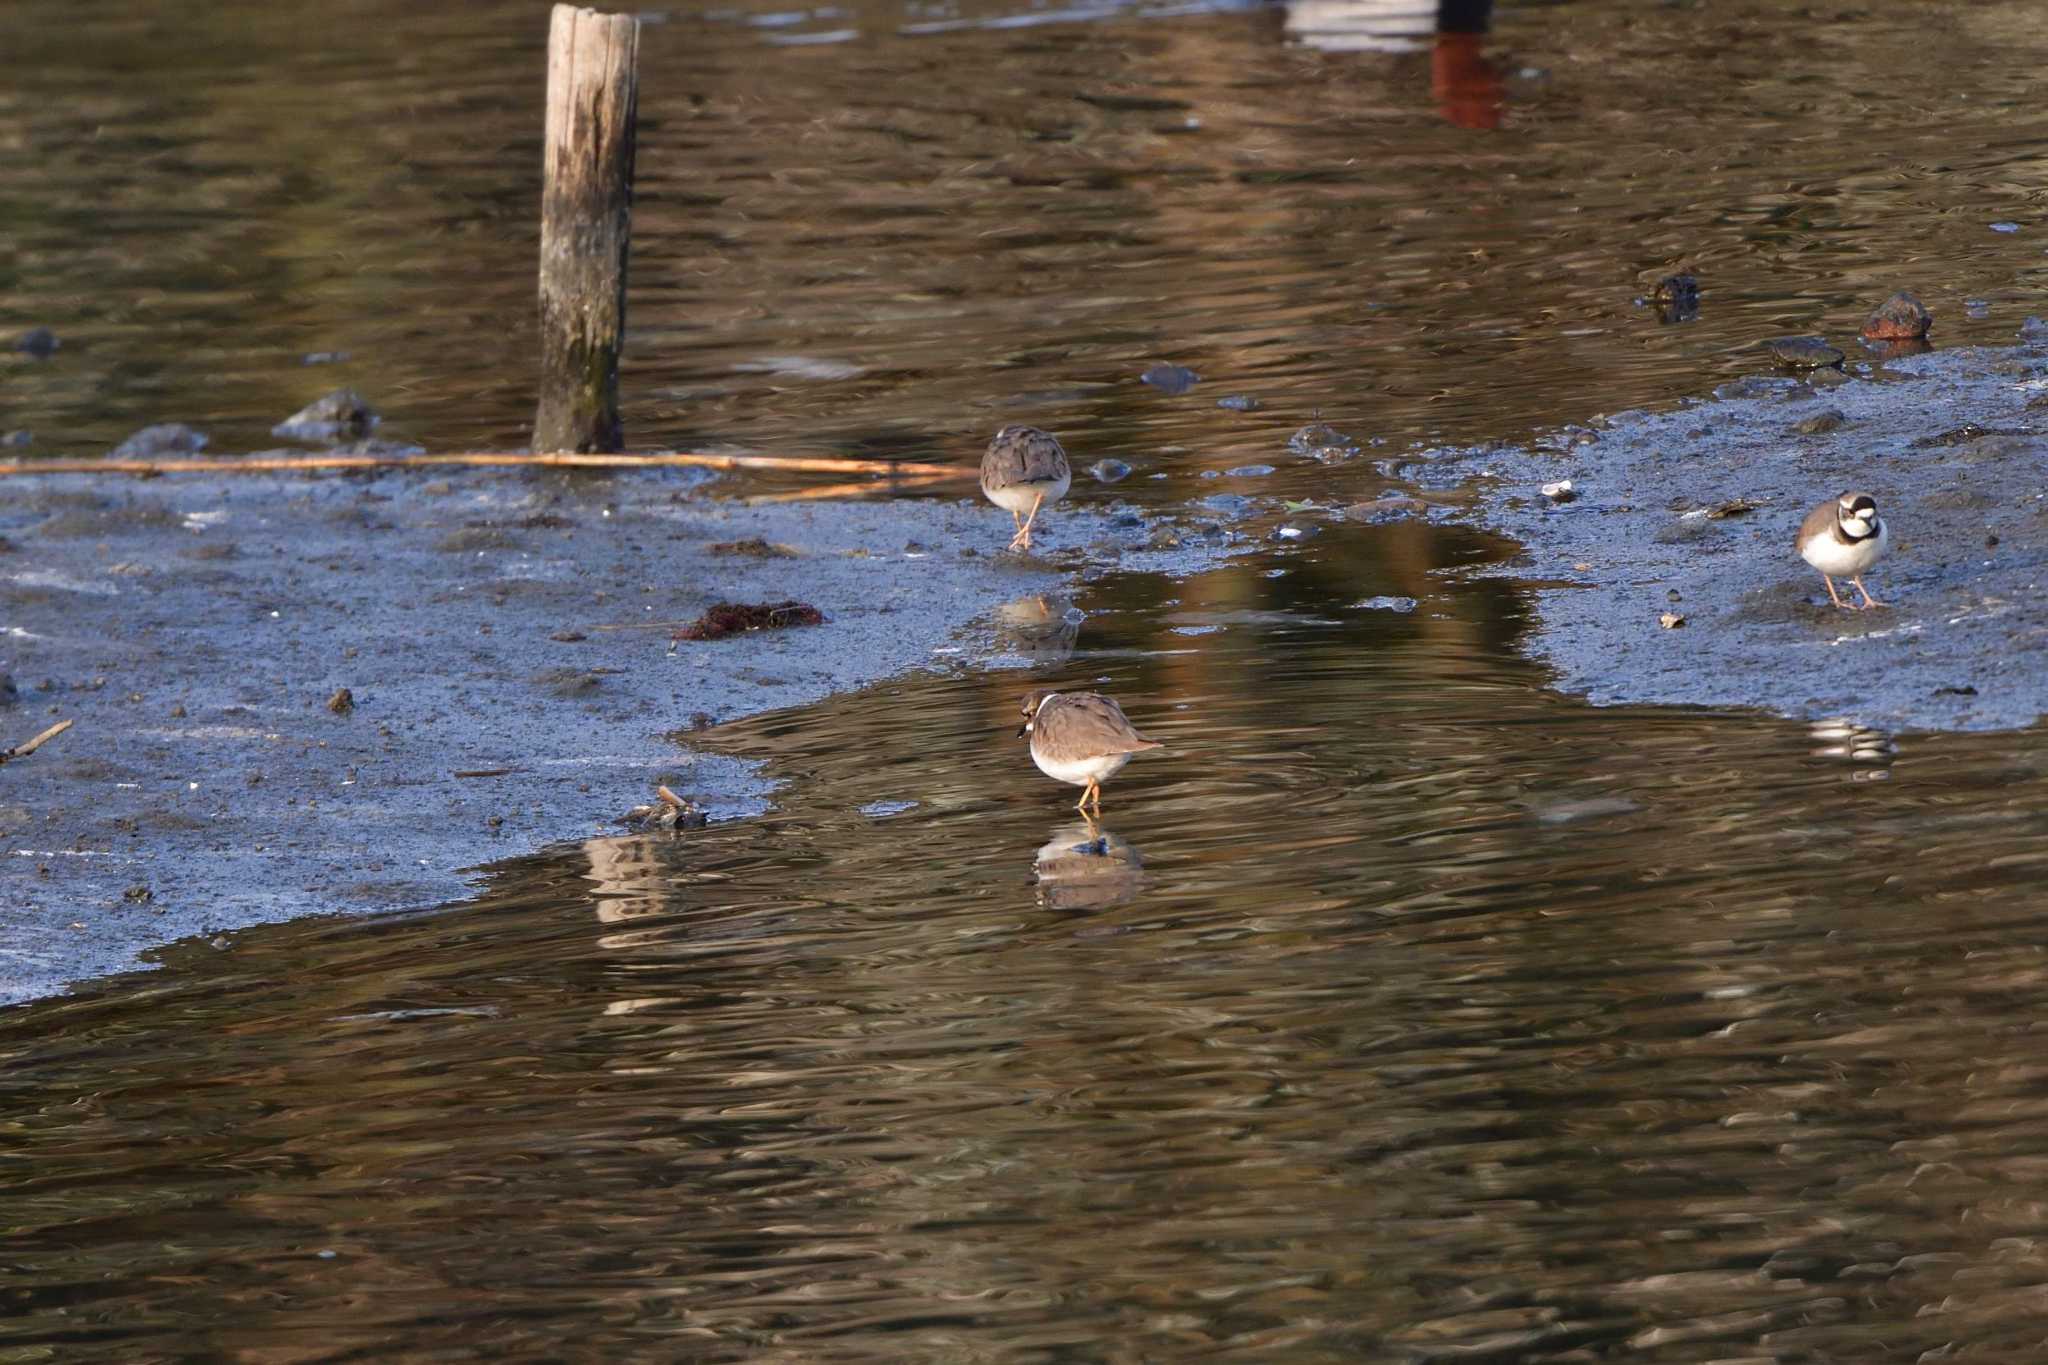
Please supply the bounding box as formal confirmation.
[1034,819,1146,912]
[1281,0,1501,129]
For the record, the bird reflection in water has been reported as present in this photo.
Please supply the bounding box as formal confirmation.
[1283,0,1501,129]
[1809,717,1897,778]
[994,593,1084,664]
[1034,820,1147,912]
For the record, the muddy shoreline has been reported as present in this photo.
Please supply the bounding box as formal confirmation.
[0,467,1222,1006]
[1425,338,2048,734]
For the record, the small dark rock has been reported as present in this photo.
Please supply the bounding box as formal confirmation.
[708,536,797,558]
[536,668,606,699]
[1652,273,1700,323]
[1216,394,1261,412]
[1913,423,1993,449]
[2020,316,2048,343]
[1934,685,1979,697]
[1344,495,1428,523]
[0,675,16,707]
[1140,362,1199,395]
[122,884,154,904]
[1146,526,1182,550]
[110,423,208,459]
[273,388,380,444]
[14,327,60,358]
[326,687,354,715]
[548,629,587,643]
[1767,337,1845,370]
[673,601,826,641]
[1862,290,1933,341]
[1088,459,1132,484]
[1792,409,1847,435]
[336,437,422,457]
[438,526,518,553]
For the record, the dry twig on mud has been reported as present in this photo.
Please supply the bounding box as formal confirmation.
[0,718,73,766]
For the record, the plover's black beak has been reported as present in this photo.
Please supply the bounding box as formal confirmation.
[1016,721,1031,738]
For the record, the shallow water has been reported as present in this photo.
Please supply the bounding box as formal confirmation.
[10,0,2048,1358]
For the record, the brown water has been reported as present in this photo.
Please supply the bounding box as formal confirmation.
[10,0,2048,1358]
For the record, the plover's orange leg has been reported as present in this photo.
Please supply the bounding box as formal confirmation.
[1016,492,1046,551]
[1851,576,1883,610]
[1821,575,1847,610]
[1073,783,1094,814]
[1007,510,1027,550]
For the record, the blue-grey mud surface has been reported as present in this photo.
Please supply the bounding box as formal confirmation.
[1430,338,2048,732]
[0,470,1228,1006]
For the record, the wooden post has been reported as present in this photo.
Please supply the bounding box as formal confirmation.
[532,5,640,454]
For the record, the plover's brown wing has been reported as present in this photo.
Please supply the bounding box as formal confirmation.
[1040,692,1163,757]
[982,426,1069,492]
[1796,499,1838,552]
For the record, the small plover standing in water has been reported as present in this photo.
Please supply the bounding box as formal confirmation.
[1017,690,1162,815]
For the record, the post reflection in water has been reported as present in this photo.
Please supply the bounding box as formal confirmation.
[1283,0,1501,127]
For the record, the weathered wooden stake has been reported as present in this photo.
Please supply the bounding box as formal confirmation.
[532,4,641,454]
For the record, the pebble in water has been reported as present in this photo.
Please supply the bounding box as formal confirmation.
[13,326,60,358]
[1651,273,1700,323]
[1287,420,1360,463]
[110,423,208,459]
[1767,336,1845,370]
[1140,362,1199,395]
[1088,459,1131,484]
[1216,394,1261,412]
[274,389,381,445]
[1861,290,1933,341]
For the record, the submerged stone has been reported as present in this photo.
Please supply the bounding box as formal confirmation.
[13,326,59,358]
[1287,420,1359,462]
[1652,273,1700,323]
[1140,362,1200,395]
[274,388,381,444]
[1767,337,1845,370]
[110,423,207,459]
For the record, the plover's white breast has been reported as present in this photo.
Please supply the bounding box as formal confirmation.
[1801,520,1888,576]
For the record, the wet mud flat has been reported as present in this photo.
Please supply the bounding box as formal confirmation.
[1425,341,2048,733]
[0,467,1220,1006]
